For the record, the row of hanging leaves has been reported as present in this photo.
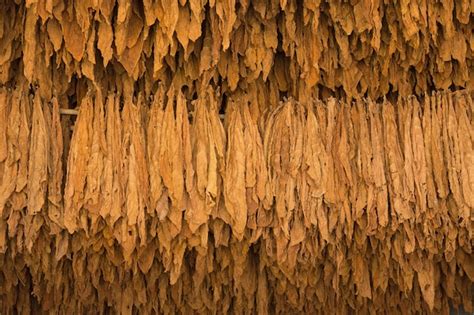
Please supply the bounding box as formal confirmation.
[0,86,472,314]
[0,0,472,104]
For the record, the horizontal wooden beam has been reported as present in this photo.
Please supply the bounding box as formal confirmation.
[59,108,226,119]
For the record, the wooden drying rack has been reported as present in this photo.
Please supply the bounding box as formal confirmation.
[59,108,226,119]
[59,108,79,115]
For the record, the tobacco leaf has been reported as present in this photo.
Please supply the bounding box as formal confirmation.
[63,94,93,233]
[27,95,48,215]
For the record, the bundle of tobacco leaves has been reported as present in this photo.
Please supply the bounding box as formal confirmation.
[0,0,473,313]
[0,86,472,314]
[0,0,472,102]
